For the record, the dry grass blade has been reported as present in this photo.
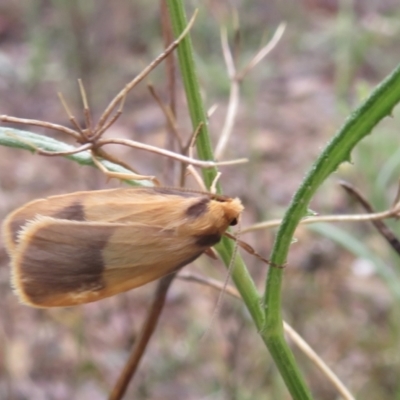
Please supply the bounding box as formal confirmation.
[214,27,239,160]
[215,22,286,160]
[236,22,286,81]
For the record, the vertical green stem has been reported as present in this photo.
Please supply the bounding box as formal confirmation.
[166,2,216,189]
[165,2,265,330]
[165,1,313,399]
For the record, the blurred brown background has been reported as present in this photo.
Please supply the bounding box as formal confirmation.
[1,0,400,399]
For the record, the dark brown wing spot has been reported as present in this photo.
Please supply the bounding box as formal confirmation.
[195,233,221,247]
[53,201,85,221]
[6,201,86,249]
[19,223,113,305]
[186,197,210,218]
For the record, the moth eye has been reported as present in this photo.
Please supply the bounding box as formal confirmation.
[230,218,238,226]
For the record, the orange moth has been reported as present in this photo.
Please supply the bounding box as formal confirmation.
[2,187,243,308]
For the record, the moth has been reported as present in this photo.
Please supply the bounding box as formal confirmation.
[2,187,243,308]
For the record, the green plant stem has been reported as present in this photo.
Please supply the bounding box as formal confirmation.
[165,3,216,190]
[264,63,400,396]
[165,0,264,327]
[165,2,312,399]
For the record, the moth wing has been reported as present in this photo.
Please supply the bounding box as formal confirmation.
[12,217,205,307]
[3,187,209,251]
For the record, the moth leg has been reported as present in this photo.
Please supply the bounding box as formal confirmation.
[223,232,285,267]
[204,247,218,260]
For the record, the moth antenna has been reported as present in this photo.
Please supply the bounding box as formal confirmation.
[200,218,242,342]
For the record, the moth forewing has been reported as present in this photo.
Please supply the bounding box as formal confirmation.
[3,187,244,307]
[3,188,243,249]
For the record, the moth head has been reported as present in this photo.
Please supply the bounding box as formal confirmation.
[182,194,244,235]
[223,197,243,226]
[209,197,243,231]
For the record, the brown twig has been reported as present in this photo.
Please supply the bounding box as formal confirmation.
[147,83,183,149]
[0,115,81,140]
[109,273,177,400]
[97,12,198,132]
[340,180,400,255]
[0,12,201,185]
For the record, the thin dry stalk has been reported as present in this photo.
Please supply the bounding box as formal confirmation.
[215,23,286,160]
[0,115,80,140]
[236,22,286,81]
[242,205,400,234]
[96,137,247,168]
[147,83,183,149]
[97,12,198,132]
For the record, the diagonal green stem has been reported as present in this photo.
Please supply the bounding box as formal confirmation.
[264,63,400,397]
